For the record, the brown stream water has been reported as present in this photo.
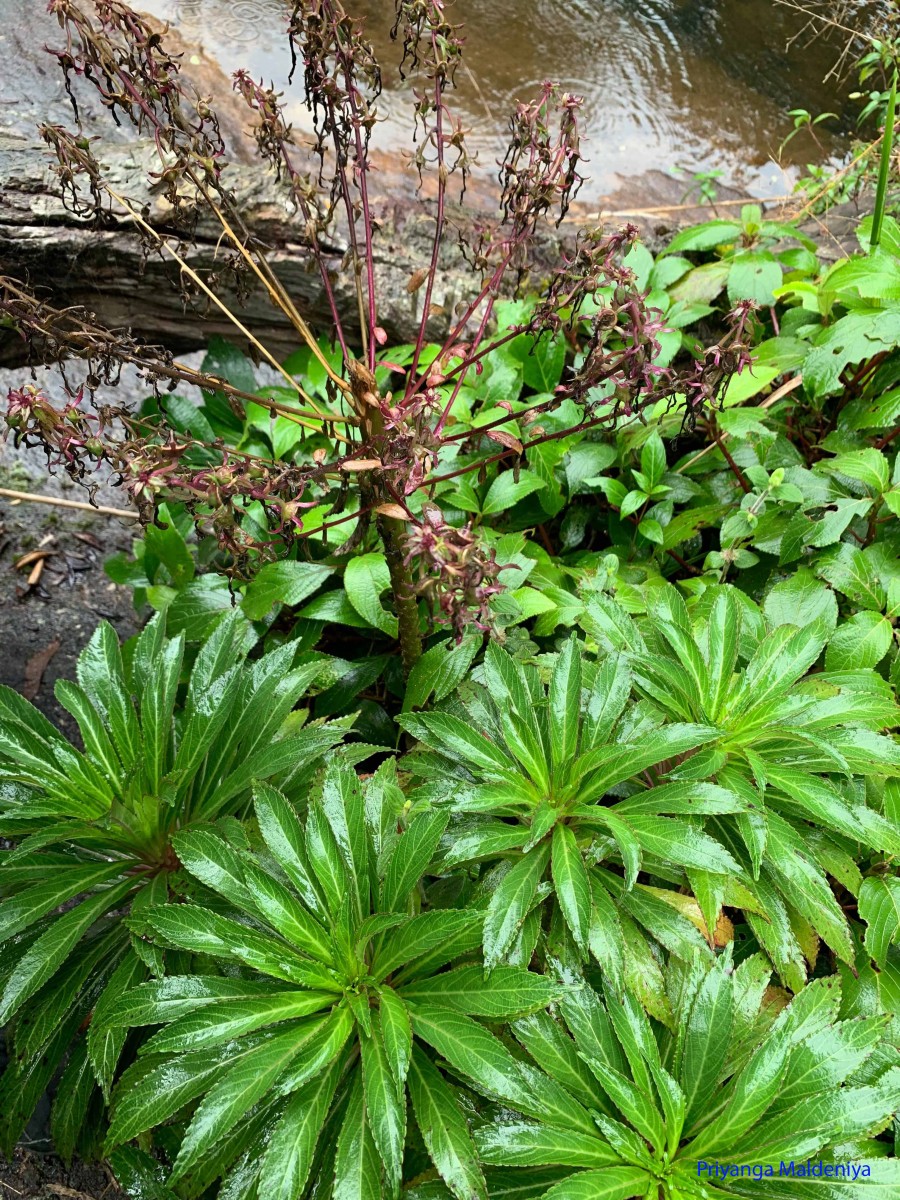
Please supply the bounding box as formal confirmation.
[140,0,876,203]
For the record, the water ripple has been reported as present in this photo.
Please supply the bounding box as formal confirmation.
[142,0,859,198]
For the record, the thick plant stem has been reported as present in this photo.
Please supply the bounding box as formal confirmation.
[347,358,423,676]
[377,512,423,677]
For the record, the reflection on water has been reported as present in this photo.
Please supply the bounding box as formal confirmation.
[146,0,868,200]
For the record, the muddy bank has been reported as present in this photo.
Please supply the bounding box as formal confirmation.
[0,1147,118,1200]
[0,363,149,736]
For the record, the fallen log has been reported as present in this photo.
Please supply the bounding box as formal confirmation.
[0,130,502,367]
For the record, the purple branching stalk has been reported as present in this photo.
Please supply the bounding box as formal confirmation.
[405,504,507,640]
[393,1,466,386]
[286,1,383,366]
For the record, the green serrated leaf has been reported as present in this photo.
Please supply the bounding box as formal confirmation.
[344,553,399,636]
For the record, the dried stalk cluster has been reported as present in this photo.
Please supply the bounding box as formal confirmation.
[2,0,753,653]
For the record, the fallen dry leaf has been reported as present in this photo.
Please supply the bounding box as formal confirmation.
[22,639,60,701]
[14,548,54,570]
[341,458,383,471]
[486,430,523,453]
[373,503,409,520]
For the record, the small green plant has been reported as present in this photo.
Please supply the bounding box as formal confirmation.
[400,585,900,1006]
[96,764,562,1198]
[855,36,900,127]
[660,203,818,310]
[399,637,726,996]
[0,613,344,1153]
[779,108,839,154]
[474,955,900,1198]
[672,167,725,207]
[587,582,900,989]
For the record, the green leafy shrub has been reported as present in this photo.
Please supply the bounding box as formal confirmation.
[96,210,900,714]
[96,764,563,1199]
[4,17,900,1190]
[399,584,900,1008]
[6,185,900,1194]
[473,955,900,1199]
[0,613,344,1154]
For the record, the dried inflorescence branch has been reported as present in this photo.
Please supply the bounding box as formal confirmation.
[5,385,111,505]
[40,123,108,222]
[46,0,350,373]
[1,376,330,567]
[405,504,507,638]
[287,0,382,167]
[48,0,228,210]
[0,276,335,433]
[392,0,463,81]
[0,274,176,396]
[282,0,386,364]
[392,1,470,185]
[682,300,757,422]
[529,224,642,334]
[499,82,584,237]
